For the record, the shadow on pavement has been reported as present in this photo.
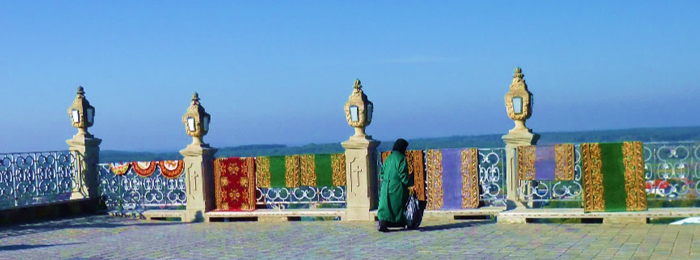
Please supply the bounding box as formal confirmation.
[378,220,494,233]
[0,215,185,239]
[418,220,494,232]
[0,242,84,252]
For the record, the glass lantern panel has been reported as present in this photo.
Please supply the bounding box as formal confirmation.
[350,105,359,122]
[203,116,209,131]
[512,96,523,114]
[71,109,80,123]
[86,108,94,124]
[366,103,373,123]
[187,117,196,131]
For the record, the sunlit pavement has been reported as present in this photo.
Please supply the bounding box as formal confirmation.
[1,215,699,259]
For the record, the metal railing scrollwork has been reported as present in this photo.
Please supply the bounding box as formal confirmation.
[98,163,187,215]
[256,186,346,210]
[0,151,83,210]
[478,148,508,207]
[644,142,700,203]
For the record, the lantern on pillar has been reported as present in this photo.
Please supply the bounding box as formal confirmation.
[344,79,374,138]
[182,92,211,146]
[68,86,96,137]
[504,67,533,133]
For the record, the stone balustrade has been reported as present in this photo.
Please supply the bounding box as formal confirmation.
[4,70,700,225]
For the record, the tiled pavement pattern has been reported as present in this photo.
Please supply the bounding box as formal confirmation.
[1,216,700,260]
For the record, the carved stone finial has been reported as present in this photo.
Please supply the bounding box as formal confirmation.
[353,79,362,89]
[345,78,373,139]
[505,67,533,133]
[513,67,524,80]
[510,67,528,91]
[69,86,95,137]
[183,92,210,146]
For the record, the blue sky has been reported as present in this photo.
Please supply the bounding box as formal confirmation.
[1,1,699,153]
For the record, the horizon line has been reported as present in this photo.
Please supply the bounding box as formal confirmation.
[98,125,700,154]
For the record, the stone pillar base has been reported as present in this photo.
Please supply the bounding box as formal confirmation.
[341,136,380,222]
[257,216,288,222]
[603,216,647,224]
[67,134,102,201]
[502,131,540,206]
[344,206,372,221]
[70,191,87,201]
[180,144,218,223]
[497,216,527,224]
[184,210,206,222]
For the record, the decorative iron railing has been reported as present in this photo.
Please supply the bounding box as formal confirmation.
[256,186,346,209]
[644,142,700,205]
[516,141,700,208]
[478,148,507,207]
[0,151,83,210]
[98,162,187,214]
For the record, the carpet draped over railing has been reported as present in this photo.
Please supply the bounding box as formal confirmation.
[516,144,575,181]
[581,142,647,213]
[425,148,480,210]
[213,157,256,211]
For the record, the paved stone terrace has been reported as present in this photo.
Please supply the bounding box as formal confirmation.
[1,215,700,260]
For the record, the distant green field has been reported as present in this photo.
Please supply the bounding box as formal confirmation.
[99,126,700,163]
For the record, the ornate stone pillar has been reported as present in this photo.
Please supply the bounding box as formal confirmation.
[342,79,380,221]
[342,138,380,221]
[66,87,102,201]
[502,134,538,207]
[180,93,218,222]
[502,68,540,208]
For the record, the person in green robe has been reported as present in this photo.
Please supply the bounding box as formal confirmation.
[377,138,413,232]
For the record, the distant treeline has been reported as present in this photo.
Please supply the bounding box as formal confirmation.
[99,126,700,163]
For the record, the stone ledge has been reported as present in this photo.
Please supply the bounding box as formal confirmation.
[204,209,346,222]
[0,198,102,226]
[107,211,142,218]
[370,207,506,221]
[107,210,187,222]
[142,210,186,221]
[496,207,700,224]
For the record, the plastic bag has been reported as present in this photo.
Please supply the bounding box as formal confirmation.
[404,193,424,229]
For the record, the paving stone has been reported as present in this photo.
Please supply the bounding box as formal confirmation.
[0,215,698,259]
